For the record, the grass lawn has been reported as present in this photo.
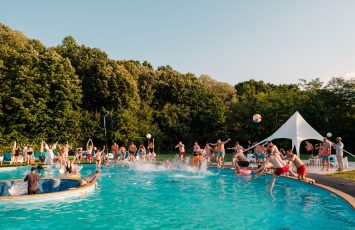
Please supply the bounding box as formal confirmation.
[329,170,355,180]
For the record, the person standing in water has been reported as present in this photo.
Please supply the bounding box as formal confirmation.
[175,141,185,161]
[24,167,40,195]
[209,138,231,168]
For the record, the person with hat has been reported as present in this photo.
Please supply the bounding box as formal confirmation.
[334,137,344,171]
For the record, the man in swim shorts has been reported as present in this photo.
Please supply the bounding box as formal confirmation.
[319,137,331,171]
[175,141,185,161]
[256,142,293,192]
[285,149,315,183]
[209,138,231,168]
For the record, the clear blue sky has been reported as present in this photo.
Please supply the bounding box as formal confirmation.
[1,0,355,85]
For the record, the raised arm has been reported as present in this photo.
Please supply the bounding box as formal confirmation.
[223,138,231,144]
[209,143,217,147]
[52,142,58,150]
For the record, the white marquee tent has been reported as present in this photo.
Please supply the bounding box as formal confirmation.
[245,111,324,156]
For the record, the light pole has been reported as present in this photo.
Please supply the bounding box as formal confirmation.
[104,112,110,150]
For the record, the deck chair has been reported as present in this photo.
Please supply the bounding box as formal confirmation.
[34,151,41,159]
[329,155,337,168]
[4,152,12,163]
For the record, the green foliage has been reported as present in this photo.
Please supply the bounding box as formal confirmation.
[0,22,354,153]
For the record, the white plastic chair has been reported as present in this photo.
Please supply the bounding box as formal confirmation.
[108,153,114,159]
[247,154,256,163]
[343,156,349,169]
[329,155,337,168]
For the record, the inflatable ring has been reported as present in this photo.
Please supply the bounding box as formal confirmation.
[236,169,252,175]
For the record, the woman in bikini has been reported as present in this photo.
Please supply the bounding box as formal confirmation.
[95,146,105,168]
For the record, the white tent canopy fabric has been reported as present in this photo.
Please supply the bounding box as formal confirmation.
[245,111,324,156]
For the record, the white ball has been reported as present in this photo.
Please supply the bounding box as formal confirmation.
[326,132,332,138]
[146,134,152,139]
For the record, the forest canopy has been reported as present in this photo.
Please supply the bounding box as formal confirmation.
[0,23,354,153]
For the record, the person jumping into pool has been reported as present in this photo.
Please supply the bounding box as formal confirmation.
[175,141,185,161]
[86,138,94,163]
[209,138,231,168]
[147,140,154,161]
[228,142,245,170]
[204,144,213,166]
[63,141,72,162]
[95,146,105,168]
[24,167,40,195]
[256,141,293,193]
[285,149,315,184]
[191,151,204,169]
[44,141,58,165]
[129,143,137,162]
[193,141,200,155]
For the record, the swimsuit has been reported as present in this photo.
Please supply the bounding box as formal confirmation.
[322,155,330,160]
[217,151,224,157]
[27,151,33,155]
[274,164,290,176]
[180,152,185,156]
[297,164,306,176]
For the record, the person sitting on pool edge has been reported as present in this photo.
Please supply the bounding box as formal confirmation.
[285,149,315,184]
[24,167,40,195]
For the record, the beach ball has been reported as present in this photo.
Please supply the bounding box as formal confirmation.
[146,133,152,139]
[253,114,262,123]
[326,132,332,138]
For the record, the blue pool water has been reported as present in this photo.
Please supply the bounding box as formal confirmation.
[0,164,354,230]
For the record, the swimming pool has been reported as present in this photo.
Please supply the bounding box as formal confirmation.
[0,164,354,229]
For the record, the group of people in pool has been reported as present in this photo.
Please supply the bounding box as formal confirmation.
[13,137,327,194]
[176,139,316,193]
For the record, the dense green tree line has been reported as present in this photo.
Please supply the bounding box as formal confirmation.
[0,23,354,153]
